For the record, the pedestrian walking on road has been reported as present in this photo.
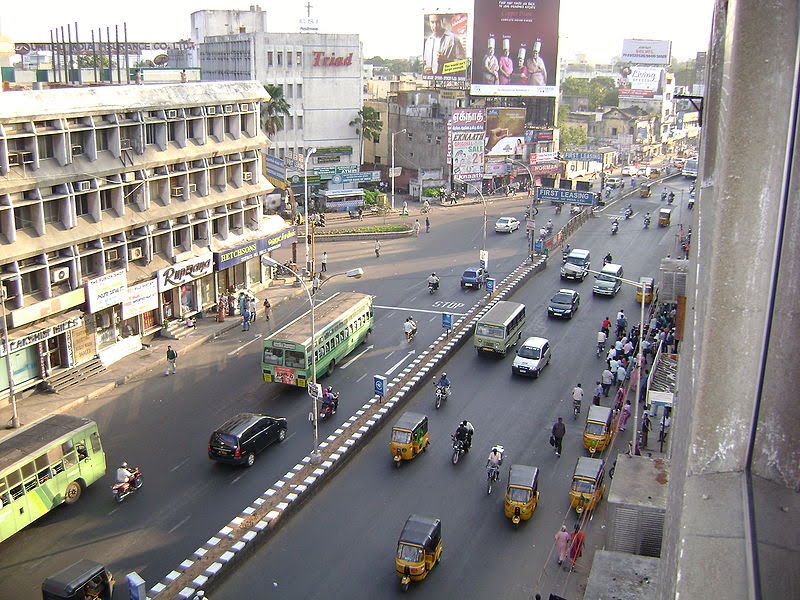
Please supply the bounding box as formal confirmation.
[569,524,586,570]
[413,219,421,236]
[619,400,632,431]
[641,413,652,447]
[601,368,613,397]
[263,298,271,321]
[238,292,246,316]
[312,274,320,295]
[242,308,251,331]
[593,381,603,406]
[374,239,381,258]
[217,293,226,323]
[321,251,328,272]
[425,216,431,233]
[616,364,627,389]
[165,345,177,375]
[551,417,566,456]
[554,525,571,565]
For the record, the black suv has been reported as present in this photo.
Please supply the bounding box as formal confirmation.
[208,413,287,467]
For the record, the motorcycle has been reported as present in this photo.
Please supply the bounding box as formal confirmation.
[428,281,439,295]
[573,399,582,420]
[406,326,416,343]
[624,206,633,220]
[644,216,651,229]
[486,445,504,495]
[611,221,619,235]
[112,467,143,503]
[596,340,606,358]
[661,191,668,202]
[555,204,562,215]
[319,392,339,421]
[668,192,675,205]
[451,435,466,464]
[434,384,449,409]
[603,254,613,266]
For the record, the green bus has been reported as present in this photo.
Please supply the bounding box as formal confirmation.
[0,414,106,544]
[262,292,374,387]
[474,301,527,356]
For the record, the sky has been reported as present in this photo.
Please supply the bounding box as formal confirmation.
[0,0,715,63]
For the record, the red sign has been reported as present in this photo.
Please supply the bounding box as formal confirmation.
[312,52,353,67]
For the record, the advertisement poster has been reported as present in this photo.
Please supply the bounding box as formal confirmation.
[451,108,486,182]
[618,66,665,99]
[485,107,526,156]
[471,0,561,97]
[422,12,469,87]
[621,39,672,66]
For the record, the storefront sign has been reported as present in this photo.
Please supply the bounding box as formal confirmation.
[9,287,85,328]
[1,316,83,357]
[214,230,298,270]
[157,253,214,291]
[85,270,127,314]
[535,188,596,205]
[264,228,297,252]
[122,280,159,320]
[561,151,603,162]
[530,162,562,175]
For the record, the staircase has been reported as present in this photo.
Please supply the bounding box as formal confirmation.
[159,320,197,341]
[43,358,107,394]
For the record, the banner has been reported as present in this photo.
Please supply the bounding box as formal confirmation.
[621,39,672,66]
[471,0,561,97]
[451,108,485,182]
[85,270,127,314]
[618,66,665,99]
[122,280,159,320]
[485,107,526,156]
[422,12,469,87]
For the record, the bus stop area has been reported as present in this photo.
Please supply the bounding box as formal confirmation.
[0,281,305,443]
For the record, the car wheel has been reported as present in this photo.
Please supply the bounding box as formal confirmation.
[278,428,287,442]
[245,452,256,467]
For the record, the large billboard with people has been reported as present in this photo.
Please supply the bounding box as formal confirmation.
[470,0,561,97]
[485,107,526,156]
[422,12,470,87]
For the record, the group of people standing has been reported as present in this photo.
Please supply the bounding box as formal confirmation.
[215,290,271,331]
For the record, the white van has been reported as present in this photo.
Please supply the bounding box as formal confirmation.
[561,249,591,281]
[592,263,623,296]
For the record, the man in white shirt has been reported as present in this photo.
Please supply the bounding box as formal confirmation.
[423,14,465,76]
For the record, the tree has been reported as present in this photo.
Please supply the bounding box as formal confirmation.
[77,55,114,69]
[349,106,383,165]
[260,84,291,138]
[560,126,588,150]
[561,76,618,110]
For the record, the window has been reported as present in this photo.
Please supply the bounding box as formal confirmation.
[167,122,177,142]
[267,51,273,66]
[287,116,294,130]
[37,136,54,159]
[287,84,293,98]
[296,51,302,65]
[611,127,618,136]
[287,52,293,66]
[79,254,98,277]
[212,218,221,236]
[172,229,184,248]
[96,130,109,151]
[297,83,303,98]
[297,115,303,130]
[277,51,282,66]
[20,271,41,295]
[13,205,34,230]
[99,189,114,212]
[43,200,60,224]
[145,123,158,145]
[75,196,90,216]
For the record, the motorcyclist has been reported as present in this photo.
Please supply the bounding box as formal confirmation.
[604,252,613,265]
[644,212,651,227]
[611,219,619,234]
[437,372,451,399]
[562,244,571,261]
[322,386,338,413]
[403,318,413,341]
[625,204,633,218]
[546,218,553,231]
[668,191,675,203]
[661,190,668,201]
[455,419,474,451]
[116,462,135,485]
[427,273,440,290]
[487,446,503,480]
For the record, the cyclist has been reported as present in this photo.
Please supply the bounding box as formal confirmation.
[596,329,607,355]
[572,383,584,414]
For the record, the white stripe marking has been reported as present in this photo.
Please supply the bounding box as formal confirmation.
[228,334,262,356]
[386,350,415,375]
[340,344,374,369]
[169,516,190,534]
[374,305,467,316]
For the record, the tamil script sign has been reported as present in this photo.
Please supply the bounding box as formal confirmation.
[561,151,603,162]
[535,188,596,205]
[451,108,486,182]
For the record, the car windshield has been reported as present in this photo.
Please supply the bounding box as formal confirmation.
[507,486,531,503]
[476,324,504,339]
[586,422,606,435]
[498,218,510,224]
[397,543,424,563]
[518,346,541,359]
[391,430,412,444]
[552,293,572,304]
[464,270,478,278]
[565,256,585,267]
[597,273,616,282]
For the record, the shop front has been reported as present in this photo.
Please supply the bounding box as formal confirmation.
[122,279,160,341]
[156,253,215,323]
[214,227,297,295]
[85,270,135,365]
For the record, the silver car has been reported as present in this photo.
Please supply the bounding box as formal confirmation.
[494,217,520,233]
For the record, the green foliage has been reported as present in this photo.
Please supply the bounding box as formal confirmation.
[317,224,409,234]
[560,126,588,150]
[423,187,441,197]
[350,106,383,143]
[77,55,114,68]
[363,189,379,206]
[260,84,292,138]
[366,56,422,74]
[561,76,619,110]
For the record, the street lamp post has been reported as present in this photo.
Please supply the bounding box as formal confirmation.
[261,257,363,463]
[505,157,535,212]
[391,129,407,211]
[303,147,317,275]
[1,289,19,429]
[586,268,647,454]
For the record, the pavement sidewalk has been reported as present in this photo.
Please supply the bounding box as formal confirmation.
[0,282,304,441]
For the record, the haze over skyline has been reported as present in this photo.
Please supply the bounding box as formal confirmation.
[1,0,714,63]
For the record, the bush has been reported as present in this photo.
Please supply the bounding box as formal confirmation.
[317,224,409,234]
[423,187,441,198]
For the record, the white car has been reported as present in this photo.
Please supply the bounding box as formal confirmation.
[494,217,520,233]
[512,336,552,378]
[621,165,638,176]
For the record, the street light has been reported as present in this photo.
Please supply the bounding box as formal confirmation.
[391,129,407,211]
[504,157,535,210]
[304,147,318,275]
[1,288,19,429]
[261,256,363,463]
[454,178,487,254]
[585,268,647,454]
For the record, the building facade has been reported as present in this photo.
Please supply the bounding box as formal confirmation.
[0,81,294,399]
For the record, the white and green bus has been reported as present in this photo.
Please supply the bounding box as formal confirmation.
[262,292,374,387]
[0,414,106,544]
[474,301,527,356]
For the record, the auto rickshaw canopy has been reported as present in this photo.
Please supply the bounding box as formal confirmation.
[638,276,654,292]
[42,560,112,598]
[659,207,673,218]
[639,183,652,197]
[398,514,441,552]
[508,464,539,490]
[393,412,428,433]
[573,456,605,482]
[587,405,613,425]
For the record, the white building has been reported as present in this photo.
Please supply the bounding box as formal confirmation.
[0,82,295,398]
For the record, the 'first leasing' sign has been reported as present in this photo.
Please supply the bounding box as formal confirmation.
[535,188,596,205]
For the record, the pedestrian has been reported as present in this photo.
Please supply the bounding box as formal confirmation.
[263,298,271,321]
[619,400,632,430]
[601,368,613,397]
[554,525,571,565]
[551,417,566,456]
[165,345,177,375]
[413,219,421,236]
[241,308,251,331]
[248,297,256,322]
[641,413,652,447]
[609,357,619,374]
[425,216,430,233]
[569,524,585,570]
[237,292,246,316]
[321,251,328,272]
[312,274,320,295]
[593,381,603,406]
[217,294,226,323]
[357,206,363,220]
[374,239,381,258]
[616,364,627,389]
[640,369,650,403]
[402,200,408,215]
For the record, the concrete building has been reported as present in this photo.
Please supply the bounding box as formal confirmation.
[0,82,295,399]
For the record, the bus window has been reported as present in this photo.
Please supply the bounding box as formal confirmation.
[76,442,88,461]
[263,347,283,365]
[90,432,102,454]
[63,450,78,469]
[284,350,306,368]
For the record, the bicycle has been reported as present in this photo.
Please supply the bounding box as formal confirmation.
[487,465,500,495]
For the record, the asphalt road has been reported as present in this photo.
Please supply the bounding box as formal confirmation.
[211,178,693,600]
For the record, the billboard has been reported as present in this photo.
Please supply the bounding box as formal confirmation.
[485,107,526,156]
[618,66,665,99]
[422,12,469,87]
[451,108,486,182]
[621,39,672,66]
[471,0,561,97]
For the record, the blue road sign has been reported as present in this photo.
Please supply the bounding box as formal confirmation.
[485,278,496,293]
[534,239,544,253]
[374,375,387,397]
[442,313,453,330]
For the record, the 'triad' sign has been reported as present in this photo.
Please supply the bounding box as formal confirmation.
[312,52,353,67]
[157,253,214,291]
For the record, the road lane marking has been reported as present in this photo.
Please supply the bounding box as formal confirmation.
[356,373,367,382]
[171,457,190,472]
[231,472,246,484]
[385,351,395,360]
[168,516,190,534]
[340,344,374,369]
[386,350,415,375]
[228,334,263,356]
[374,304,467,316]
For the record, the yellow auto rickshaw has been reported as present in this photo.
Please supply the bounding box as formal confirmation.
[649,167,661,179]
[395,514,442,592]
[636,276,655,304]
[504,464,540,526]
[658,207,672,227]
[639,182,652,198]
[390,412,429,468]
[583,405,614,455]
[570,456,606,514]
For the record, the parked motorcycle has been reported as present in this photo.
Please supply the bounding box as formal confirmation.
[112,467,142,504]
[434,384,449,409]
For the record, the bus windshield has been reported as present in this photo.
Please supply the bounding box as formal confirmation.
[476,323,504,339]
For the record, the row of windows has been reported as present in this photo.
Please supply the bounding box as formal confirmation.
[267,50,303,68]
[314,310,372,362]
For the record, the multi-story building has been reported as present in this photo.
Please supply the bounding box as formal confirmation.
[0,81,295,399]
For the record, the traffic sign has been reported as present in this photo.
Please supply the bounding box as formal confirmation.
[374,375,387,397]
[525,219,536,231]
[479,249,488,270]
[485,278,496,293]
[307,382,323,399]
[442,313,453,330]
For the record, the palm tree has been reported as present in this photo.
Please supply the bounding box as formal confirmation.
[349,107,383,165]
[260,84,291,138]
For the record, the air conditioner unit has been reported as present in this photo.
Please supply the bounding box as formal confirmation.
[21,151,34,164]
[243,172,253,182]
[207,106,217,115]
[106,249,120,262]
[188,183,198,193]
[8,153,21,166]
[171,187,184,197]
[129,247,143,260]
[166,109,178,119]
[120,139,133,150]
[77,181,91,192]
[50,267,70,284]
[122,172,135,183]
[71,145,83,155]
[223,104,234,114]
[239,103,251,111]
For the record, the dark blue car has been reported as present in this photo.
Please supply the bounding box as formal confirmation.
[460,267,486,289]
